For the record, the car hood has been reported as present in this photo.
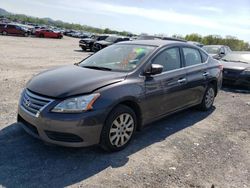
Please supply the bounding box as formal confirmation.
[27,65,127,98]
[95,40,112,46]
[220,61,250,70]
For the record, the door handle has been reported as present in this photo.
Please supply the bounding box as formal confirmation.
[178,78,186,84]
[203,72,209,77]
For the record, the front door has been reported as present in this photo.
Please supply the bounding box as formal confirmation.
[142,47,189,123]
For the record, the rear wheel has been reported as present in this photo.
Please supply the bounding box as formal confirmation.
[2,31,7,35]
[24,32,29,37]
[100,105,136,152]
[39,34,44,38]
[198,85,215,111]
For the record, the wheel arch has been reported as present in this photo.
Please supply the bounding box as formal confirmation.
[208,79,218,96]
[108,98,143,131]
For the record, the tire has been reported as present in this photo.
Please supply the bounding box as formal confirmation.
[2,31,7,35]
[81,47,86,51]
[97,44,102,51]
[100,105,137,152]
[24,32,28,37]
[91,46,96,52]
[198,84,216,111]
[93,44,102,52]
[39,34,44,38]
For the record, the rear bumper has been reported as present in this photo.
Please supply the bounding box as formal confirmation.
[223,73,250,88]
[18,104,108,147]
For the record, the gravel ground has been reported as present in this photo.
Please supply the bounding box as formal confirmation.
[0,35,249,188]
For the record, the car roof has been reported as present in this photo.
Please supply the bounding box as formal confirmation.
[118,40,187,47]
[203,45,224,47]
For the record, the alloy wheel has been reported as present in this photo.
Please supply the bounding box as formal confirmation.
[205,88,215,109]
[109,113,134,147]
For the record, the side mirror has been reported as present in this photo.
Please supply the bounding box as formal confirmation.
[144,64,163,76]
[219,51,225,56]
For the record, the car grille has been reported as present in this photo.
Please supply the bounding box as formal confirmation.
[21,89,53,117]
[45,130,83,142]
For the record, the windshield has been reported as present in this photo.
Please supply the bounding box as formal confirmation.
[79,44,156,71]
[105,36,119,42]
[203,46,220,54]
[221,53,250,64]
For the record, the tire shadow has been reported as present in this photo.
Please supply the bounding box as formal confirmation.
[0,108,214,187]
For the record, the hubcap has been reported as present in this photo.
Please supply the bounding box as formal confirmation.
[109,113,134,147]
[205,88,215,108]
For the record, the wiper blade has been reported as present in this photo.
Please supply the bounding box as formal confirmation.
[82,65,112,71]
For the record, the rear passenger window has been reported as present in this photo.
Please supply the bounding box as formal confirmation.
[7,25,15,29]
[152,48,181,72]
[200,50,208,63]
[99,36,106,40]
[183,48,202,66]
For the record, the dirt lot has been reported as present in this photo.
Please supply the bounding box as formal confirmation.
[0,35,249,188]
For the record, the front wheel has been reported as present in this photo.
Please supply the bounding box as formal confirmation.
[198,85,215,111]
[100,105,137,152]
[2,31,7,35]
[93,44,102,52]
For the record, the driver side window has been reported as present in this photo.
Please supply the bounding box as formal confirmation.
[152,48,181,72]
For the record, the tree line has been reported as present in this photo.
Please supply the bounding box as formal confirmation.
[1,14,249,51]
[173,33,250,51]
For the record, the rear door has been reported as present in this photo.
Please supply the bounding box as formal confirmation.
[6,25,16,34]
[45,30,52,37]
[14,25,23,35]
[182,47,208,105]
[142,46,189,121]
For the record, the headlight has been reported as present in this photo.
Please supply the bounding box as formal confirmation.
[52,93,100,113]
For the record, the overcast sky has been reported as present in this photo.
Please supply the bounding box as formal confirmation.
[1,0,250,41]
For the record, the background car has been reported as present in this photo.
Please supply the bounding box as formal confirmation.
[79,34,109,51]
[203,45,231,60]
[220,51,250,89]
[35,29,63,39]
[30,26,47,35]
[0,23,29,37]
[92,35,130,52]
